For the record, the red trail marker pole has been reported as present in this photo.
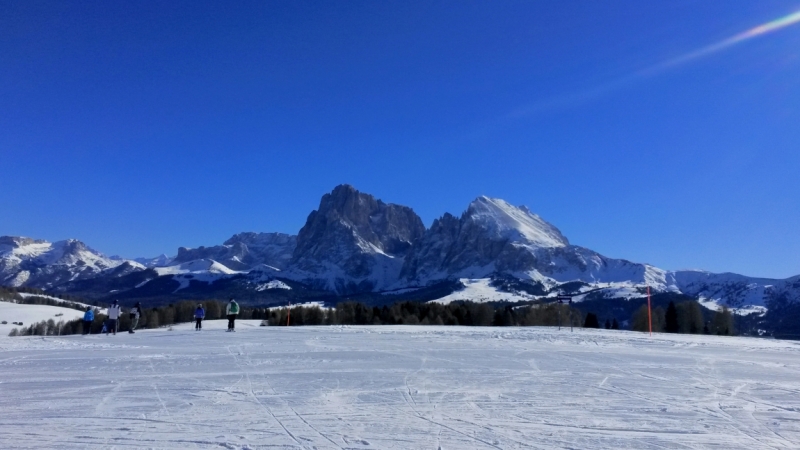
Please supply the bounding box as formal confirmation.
[647,286,652,336]
[287,302,291,327]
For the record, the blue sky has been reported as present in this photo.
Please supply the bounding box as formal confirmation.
[1,1,799,278]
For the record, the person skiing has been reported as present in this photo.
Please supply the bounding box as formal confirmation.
[128,302,143,334]
[226,298,239,332]
[83,307,94,335]
[194,304,205,330]
[107,300,121,335]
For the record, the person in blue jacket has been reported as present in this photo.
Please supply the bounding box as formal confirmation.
[194,304,205,330]
[83,307,94,335]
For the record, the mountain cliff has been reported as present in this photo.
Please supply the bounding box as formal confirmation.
[288,184,425,293]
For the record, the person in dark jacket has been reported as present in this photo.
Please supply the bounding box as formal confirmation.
[83,307,94,335]
[226,298,239,331]
[194,304,205,330]
[129,302,143,334]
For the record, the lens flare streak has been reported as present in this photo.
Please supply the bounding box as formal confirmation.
[511,10,800,117]
[650,10,800,73]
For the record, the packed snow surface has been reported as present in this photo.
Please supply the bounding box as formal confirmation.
[1,324,799,449]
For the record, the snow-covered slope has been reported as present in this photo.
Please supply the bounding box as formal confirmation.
[0,236,133,289]
[432,278,536,304]
[2,326,799,448]
[0,301,86,334]
[147,259,241,292]
[467,196,568,248]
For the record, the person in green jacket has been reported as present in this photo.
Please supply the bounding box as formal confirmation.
[226,298,239,332]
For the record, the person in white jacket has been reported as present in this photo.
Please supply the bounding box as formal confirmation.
[106,300,121,335]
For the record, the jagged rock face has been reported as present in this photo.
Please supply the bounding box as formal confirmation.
[223,232,296,269]
[0,236,128,288]
[291,185,426,292]
[402,197,572,282]
[173,232,296,271]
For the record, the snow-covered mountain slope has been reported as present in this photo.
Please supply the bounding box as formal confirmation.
[172,232,296,271]
[467,196,568,248]
[0,236,133,289]
[666,270,800,312]
[401,197,658,287]
[133,254,173,267]
[145,259,240,292]
[0,301,87,334]
[286,184,426,293]
[431,278,536,304]
[399,197,800,313]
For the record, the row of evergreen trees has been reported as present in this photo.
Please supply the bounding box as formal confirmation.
[6,294,91,313]
[265,301,584,327]
[7,297,737,337]
[8,300,272,336]
[582,312,620,330]
[630,300,735,335]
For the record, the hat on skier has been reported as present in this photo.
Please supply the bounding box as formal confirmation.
[229,298,235,302]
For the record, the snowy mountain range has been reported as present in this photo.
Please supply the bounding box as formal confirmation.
[2,185,798,315]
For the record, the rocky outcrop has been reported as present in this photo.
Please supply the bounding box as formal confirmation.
[289,184,426,292]
[402,196,574,282]
[173,232,296,271]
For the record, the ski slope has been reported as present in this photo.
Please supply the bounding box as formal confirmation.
[0,301,86,335]
[1,323,799,449]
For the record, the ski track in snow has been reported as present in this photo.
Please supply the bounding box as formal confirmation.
[1,322,800,449]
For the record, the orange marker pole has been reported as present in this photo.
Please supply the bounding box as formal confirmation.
[647,285,652,336]
[287,303,291,327]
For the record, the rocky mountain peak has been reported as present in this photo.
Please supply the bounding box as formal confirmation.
[294,185,425,260]
[465,196,568,248]
[223,231,296,248]
[291,185,426,292]
[0,236,48,250]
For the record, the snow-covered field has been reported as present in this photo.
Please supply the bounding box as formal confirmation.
[434,278,534,304]
[1,323,799,449]
[0,301,86,335]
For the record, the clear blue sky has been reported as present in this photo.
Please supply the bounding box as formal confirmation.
[2,1,799,278]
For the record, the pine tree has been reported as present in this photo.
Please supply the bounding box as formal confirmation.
[611,318,619,330]
[584,312,600,328]
[665,301,679,333]
[711,306,735,335]
[604,319,611,329]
